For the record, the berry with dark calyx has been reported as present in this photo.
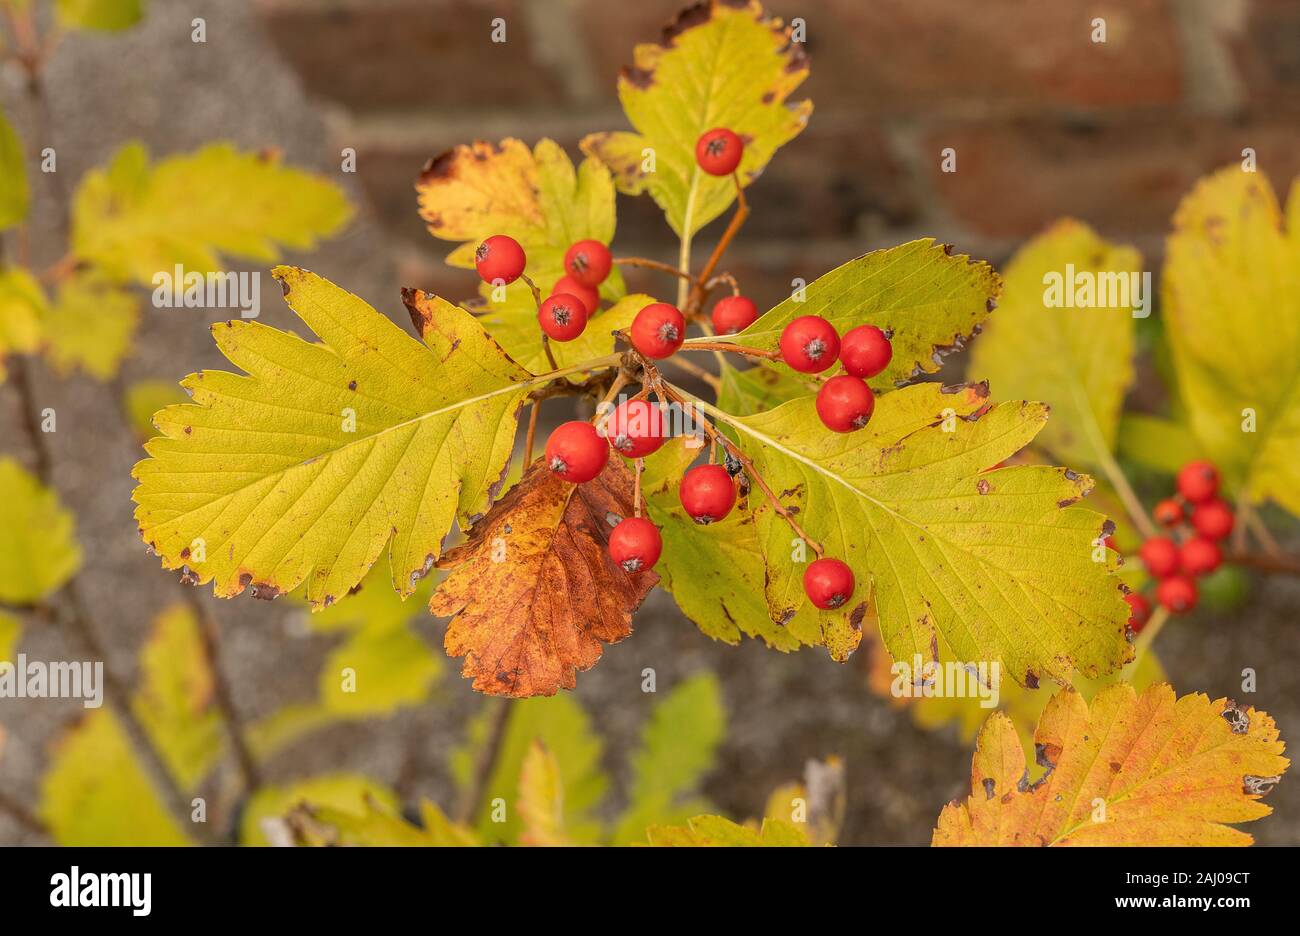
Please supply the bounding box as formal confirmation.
[545,421,608,484]
[804,557,855,610]
[474,234,526,285]
[609,517,662,573]
[1124,592,1151,632]
[695,127,744,177]
[1180,536,1222,577]
[1156,575,1198,614]
[563,239,612,288]
[538,293,588,342]
[815,375,875,432]
[1176,460,1220,504]
[630,302,686,359]
[839,324,893,379]
[1153,498,1184,528]
[711,295,759,335]
[605,399,666,459]
[1139,536,1180,579]
[679,463,736,524]
[779,315,840,373]
[552,274,599,316]
[1191,499,1234,541]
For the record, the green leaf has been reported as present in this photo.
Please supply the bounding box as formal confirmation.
[641,440,801,651]
[132,269,533,607]
[967,220,1140,470]
[56,0,144,31]
[485,292,649,378]
[1162,168,1300,517]
[0,108,28,230]
[123,378,187,440]
[452,695,607,844]
[581,0,810,239]
[240,774,398,846]
[691,381,1131,686]
[716,360,814,417]
[0,457,82,604]
[517,741,568,846]
[291,797,477,846]
[1116,412,1201,476]
[698,240,1000,391]
[318,627,441,716]
[72,142,351,285]
[613,671,726,844]
[644,815,809,847]
[39,271,140,379]
[0,267,46,381]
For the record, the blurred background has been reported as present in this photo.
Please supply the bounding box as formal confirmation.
[1,0,1298,845]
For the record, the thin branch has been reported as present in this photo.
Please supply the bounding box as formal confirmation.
[1240,502,1283,557]
[0,787,49,838]
[704,272,741,296]
[685,175,749,317]
[681,340,778,360]
[614,255,698,284]
[524,401,540,463]
[540,334,558,371]
[1228,550,1300,576]
[662,353,721,391]
[455,697,512,824]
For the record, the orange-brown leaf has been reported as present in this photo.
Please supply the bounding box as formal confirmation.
[431,458,656,697]
[932,683,1289,846]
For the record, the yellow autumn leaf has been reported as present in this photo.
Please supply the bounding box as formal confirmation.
[123,378,187,440]
[0,267,45,382]
[0,107,28,230]
[581,0,810,239]
[0,457,82,604]
[241,774,398,846]
[133,270,537,607]
[644,815,809,847]
[288,796,477,847]
[56,0,144,32]
[517,741,568,846]
[933,683,1289,846]
[39,271,140,380]
[1163,168,1300,517]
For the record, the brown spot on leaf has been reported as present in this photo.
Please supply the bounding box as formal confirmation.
[1025,669,1040,689]
[1244,774,1281,796]
[848,603,867,631]
[251,582,282,600]
[976,478,990,495]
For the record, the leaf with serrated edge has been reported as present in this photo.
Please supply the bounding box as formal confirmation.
[581,0,810,239]
[432,458,656,697]
[517,741,568,846]
[644,815,809,847]
[40,272,140,380]
[688,381,1131,686]
[486,293,651,378]
[1163,168,1300,517]
[933,683,1289,846]
[240,774,398,846]
[0,457,82,604]
[696,240,1000,390]
[968,220,1140,470]
[133,270,533,607]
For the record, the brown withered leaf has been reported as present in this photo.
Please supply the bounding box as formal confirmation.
[431,457,657,697]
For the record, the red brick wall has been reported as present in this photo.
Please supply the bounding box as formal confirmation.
[254,0,1300,304]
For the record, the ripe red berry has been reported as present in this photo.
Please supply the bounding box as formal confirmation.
[710,295,759,335]
[605,399,666,459]
[552,274,599,316]
[1176,460,1219,504]
[1180,536,1222,577]
[1156,575,1198,614]
[804,557,855,610]
[1139,536,1180,579]
[609,517,662,573]
[545,421,608,484]
[815,375,875,432]
[839,324,892,379]
[695,127,743,177]
[474,234,526,285]
[630,302,685,359]
[1153,498,1184,528]
[563,239,612,288]
[679,463,736,525]
[1191,499,1234,541]
[537,293,588,342]
[1124,592,1151,632]
[779,315,840,373]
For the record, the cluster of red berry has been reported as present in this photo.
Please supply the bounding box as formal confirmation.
[474,233,614,342]
[1125,460,1234,630]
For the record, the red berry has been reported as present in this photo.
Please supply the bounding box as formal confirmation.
[1191,499,1234,541]
[779,315,840,373]
[1139,536,1180,579]
[679,463,736,524]
[710,295,759,335]
[1156,575,1198,614]
[552,275,599,316]
[839,324,892,379]
[1124,592,1151,632]
[1153,498,1184,528]
[804,557,855,610]
[1180,536,1222,577]
[545,421,608,483]
[605,399,666,459]
[474,234,526,285]
[563,239,612,288]
[695,127,743,177]
[630,302,685,359]
[609,517,662,573]
[537,293,588,342]
[1176,460,1219,504]
[815,375,875,432]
